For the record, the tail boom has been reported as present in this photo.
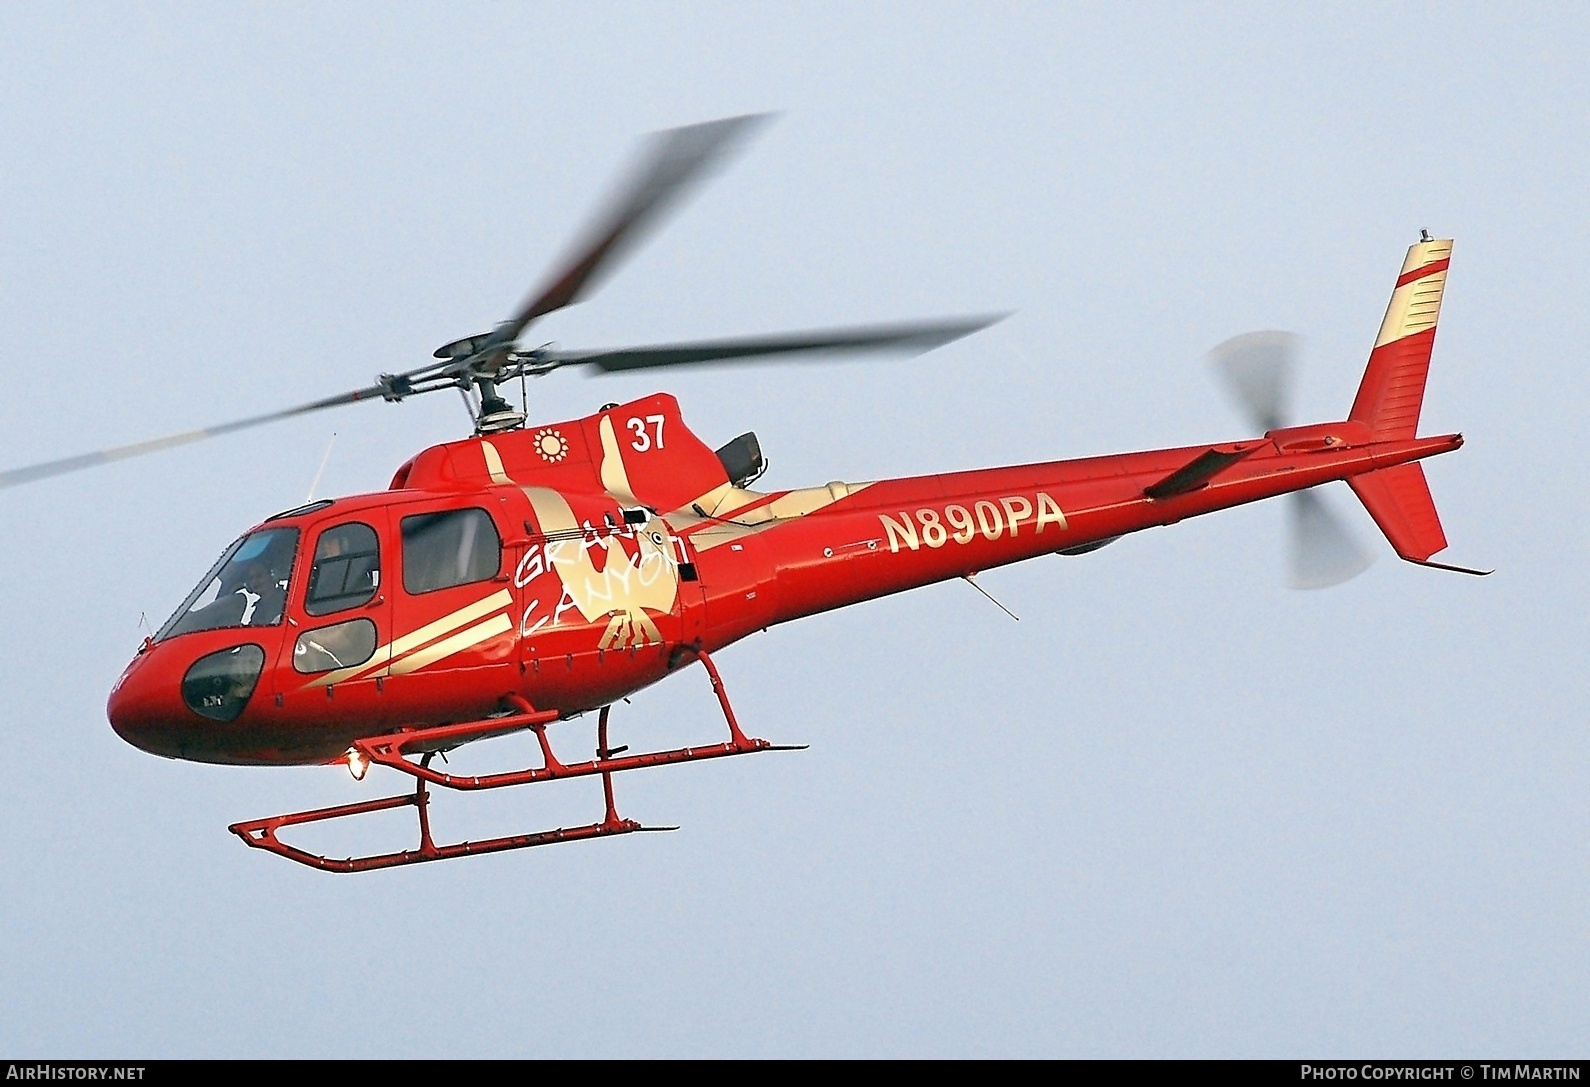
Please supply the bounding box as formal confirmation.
[688,237,1479,627]
[727,427,1463,634]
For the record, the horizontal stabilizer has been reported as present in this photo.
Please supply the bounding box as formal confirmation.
[1347,462,1445,561]
[1144,443,1260,500]
[1347,461,1488,575]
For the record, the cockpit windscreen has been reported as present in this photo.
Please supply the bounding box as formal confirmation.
[156,528,299,640]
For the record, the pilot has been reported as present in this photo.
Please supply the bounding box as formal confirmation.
[181,563,259,629]
[235,558,287,626]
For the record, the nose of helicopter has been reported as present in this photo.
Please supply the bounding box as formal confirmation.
[107,647,189,759]
[107,638,270,762]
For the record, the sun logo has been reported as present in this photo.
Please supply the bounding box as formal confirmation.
[532,428,569,463]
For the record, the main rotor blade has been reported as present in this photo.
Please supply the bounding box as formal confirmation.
[0,384,387,490]
[551,315,1007,373]
[1209,330,1299,433]
[501,113,773,342]
[1288,487,1374,590]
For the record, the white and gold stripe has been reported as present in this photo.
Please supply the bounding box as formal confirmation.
[303,588,514,688]
[387,613,514,676]
[1374,238,1452,348]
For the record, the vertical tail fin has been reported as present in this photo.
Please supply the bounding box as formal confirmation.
[1344,237,1487,576]
[1350,236,1453,440]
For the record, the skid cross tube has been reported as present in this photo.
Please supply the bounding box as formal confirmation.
[356,649,801,791]
[228,650,801,872]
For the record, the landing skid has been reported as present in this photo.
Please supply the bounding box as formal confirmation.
[228,651,803,872]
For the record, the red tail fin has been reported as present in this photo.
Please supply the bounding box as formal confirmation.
[1345,238,1487,576]
[1350,237,1452,439]
[1347,462,1446,562]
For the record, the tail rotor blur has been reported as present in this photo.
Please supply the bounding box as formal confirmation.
[1208,330,1297,433]
[1208,331,1372,590]
[1288,488,1373,590]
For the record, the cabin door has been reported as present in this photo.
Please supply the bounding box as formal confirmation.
[384,495,519,723]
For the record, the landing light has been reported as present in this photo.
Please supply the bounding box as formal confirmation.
[345,748,369,781]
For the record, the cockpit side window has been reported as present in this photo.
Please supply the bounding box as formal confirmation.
[304,522,381,616]
[157,527,299,640]
[401,508,501,595]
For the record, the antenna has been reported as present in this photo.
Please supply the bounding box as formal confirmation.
[962,572,1019,621]
[306,433,337,502]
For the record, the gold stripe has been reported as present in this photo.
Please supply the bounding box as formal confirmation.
[1375,238,1453,348]
[390,588,513,659]
[681,481,876,552]
[598,416,641,506]
[481,440,513,484]
[303,588,513,688]
[387,613,513,676]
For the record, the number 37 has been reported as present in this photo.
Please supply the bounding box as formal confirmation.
[627,414,666,451]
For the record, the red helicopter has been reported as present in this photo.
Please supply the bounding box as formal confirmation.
[1,115,1485,872]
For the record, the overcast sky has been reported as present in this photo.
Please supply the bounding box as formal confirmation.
[1,3,1585,1057]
